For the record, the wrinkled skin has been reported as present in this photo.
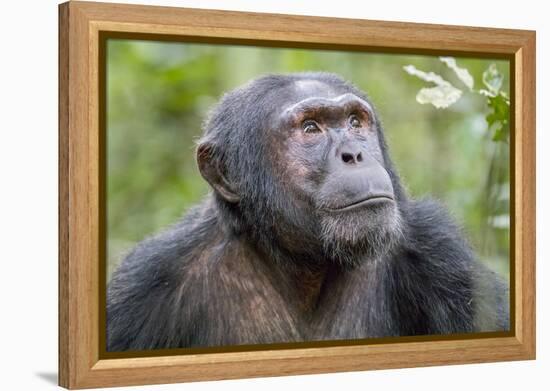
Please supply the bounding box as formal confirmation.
[270,83,402,263]
[107,72,509,352]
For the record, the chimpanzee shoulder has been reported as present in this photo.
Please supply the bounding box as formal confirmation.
[106,200,219,351]
[107,197,303,351]
[388,198,509,335]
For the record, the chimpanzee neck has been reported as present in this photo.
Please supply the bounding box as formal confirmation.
[284,262,331,314]
[240,230,356,316]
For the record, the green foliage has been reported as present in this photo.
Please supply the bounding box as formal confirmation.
[404,58,510,143]
[107,41,510,279]
[487,94,510,142]
[482,65,511,142]
[403,57,511,276]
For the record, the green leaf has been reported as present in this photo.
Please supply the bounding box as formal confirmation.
[486,94,510,142]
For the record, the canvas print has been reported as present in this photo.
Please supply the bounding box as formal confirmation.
[105,40,510,352]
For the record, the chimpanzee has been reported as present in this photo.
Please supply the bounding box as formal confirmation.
[107,72,509,351]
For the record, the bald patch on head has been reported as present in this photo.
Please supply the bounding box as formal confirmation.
[294,79,335,97]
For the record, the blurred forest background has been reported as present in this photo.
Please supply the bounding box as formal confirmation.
[106,39,510,281]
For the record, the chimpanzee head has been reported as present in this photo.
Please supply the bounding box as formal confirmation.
[197,72,406,266]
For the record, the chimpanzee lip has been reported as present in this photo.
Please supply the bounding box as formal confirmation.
[324,195,394,212]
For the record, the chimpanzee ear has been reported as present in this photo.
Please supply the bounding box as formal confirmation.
[196,143,240,203]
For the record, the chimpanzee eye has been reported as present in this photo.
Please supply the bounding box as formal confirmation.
[349,115,361,128]
[302,120,321,134]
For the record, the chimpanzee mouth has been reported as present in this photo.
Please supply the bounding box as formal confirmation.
[324,195,394,212]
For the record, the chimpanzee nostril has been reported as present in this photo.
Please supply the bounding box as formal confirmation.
[341,152,355,164]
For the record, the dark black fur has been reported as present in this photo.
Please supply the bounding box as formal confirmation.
[107,73,509,351]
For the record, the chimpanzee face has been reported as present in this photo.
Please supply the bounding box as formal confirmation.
[269,79,403,261]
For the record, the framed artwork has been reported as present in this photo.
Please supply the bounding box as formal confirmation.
[58,1,536,389]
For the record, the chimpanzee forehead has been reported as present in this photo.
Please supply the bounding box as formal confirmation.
[279,79,373,119]
[281,79,372,111]
[292,79,345,100]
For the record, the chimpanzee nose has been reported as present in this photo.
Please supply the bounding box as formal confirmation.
[340,150,363,165]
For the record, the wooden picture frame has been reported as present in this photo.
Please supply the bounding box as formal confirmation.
[59,1,536,389]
